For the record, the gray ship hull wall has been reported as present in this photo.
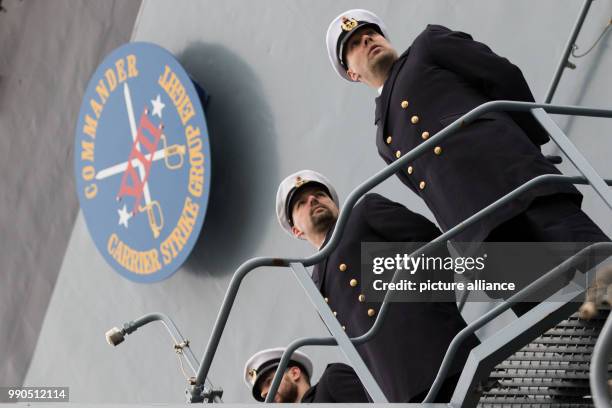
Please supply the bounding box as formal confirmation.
[0,0,141,389]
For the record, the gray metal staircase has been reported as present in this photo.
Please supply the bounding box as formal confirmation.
[479,309,611,407]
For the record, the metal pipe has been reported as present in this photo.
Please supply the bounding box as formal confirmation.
[544,0,594,103]
[457,285,470,313]
[532,107,612,211]
[270,263,387,402]
[591,312,612,408]
[456,101,612,123]
[192,101,612,396]
[123,313,201,376]
[193,256,299,386]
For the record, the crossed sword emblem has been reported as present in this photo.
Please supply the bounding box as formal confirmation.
[95,83,186,238]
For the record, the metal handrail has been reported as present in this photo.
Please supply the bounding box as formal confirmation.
[109,313,222,402]
[591,310,612,407]
[544,0,594,103]
[111,313,201,378]
[191,101,612,402]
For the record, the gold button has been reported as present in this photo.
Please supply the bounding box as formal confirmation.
[421,131,430,140]
[395,150,401,159]
[324,297,329,303]
[358,294,366,302]
[367,308,376,317]
[407,166,413,175]
[411,115,419,124]
[339,263,347,272]
[401,100,409,109]
[434,146,442,155]
[386,136,392,144]
[350,279,358,287]
[333,311,337,316]
[419,181,426,190]
[342,325,346,331]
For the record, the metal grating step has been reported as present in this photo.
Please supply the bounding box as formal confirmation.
[484,387,590,397]
[495,362,609,371]
[556,318,608,328]
[478,309,609,407]
[479,399,593,408]
[493,378,590,388]
[480,395,593,407]
[490,371,591,380]
[530,336,597,346]
[519,345,594,354]
[506,353,594,363]
[544,327,602,337]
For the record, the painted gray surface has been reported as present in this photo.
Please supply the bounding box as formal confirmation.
[22,0,612,404]
[0,0,141,388]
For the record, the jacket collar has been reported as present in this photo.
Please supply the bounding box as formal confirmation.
[300,384,318,403]
[374,47,411,148]
[311,222,336,290]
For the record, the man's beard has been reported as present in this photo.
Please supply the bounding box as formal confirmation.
[311,207,336,233]
[369,48,398,81]
[277,381,299,403]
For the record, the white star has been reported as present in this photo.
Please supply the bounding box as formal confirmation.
[117,204,133,228]
[151,94,165,118]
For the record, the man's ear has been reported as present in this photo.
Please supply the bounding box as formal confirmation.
[347,68,360,82]
[288,366,302,381]
[291,225,305,240]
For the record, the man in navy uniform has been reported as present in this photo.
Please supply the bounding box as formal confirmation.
[324,9,609,247]
[276,170,479,402]
[244,348,368,403]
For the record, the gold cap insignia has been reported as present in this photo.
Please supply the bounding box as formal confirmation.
[294,176,305,188]
[248,368,257,380]
[341,16,358,32]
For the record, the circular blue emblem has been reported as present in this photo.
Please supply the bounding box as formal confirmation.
[74,42,211,282]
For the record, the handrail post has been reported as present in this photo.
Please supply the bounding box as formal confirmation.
[265,263,387,403]
[591,312,612,407]
[117,313,201,375]
[531,107,612,211]
[545,0,594,103]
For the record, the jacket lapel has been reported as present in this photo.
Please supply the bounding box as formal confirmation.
[311,264,324,291]
[374,48,411,152]
[312,224,337,291]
